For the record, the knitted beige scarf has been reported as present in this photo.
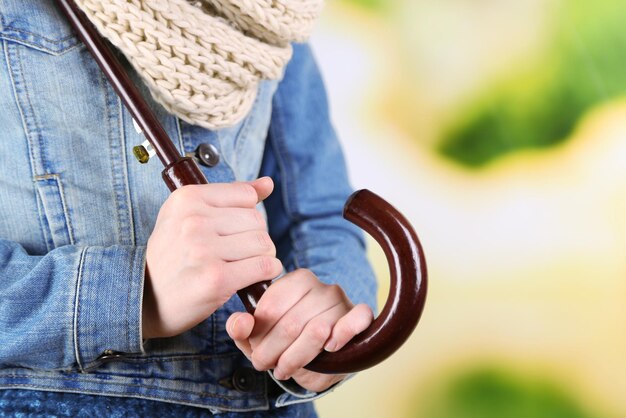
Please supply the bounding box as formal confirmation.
[74,0,324,129]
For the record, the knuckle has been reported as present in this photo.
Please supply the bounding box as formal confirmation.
[307,320,332,343]
[277,356,299,375]
[329,283,343,295]
[257,256,279,278]
[172,185,196,203]
[256,304,281,325]
[306,271,321,286]
[186,245,209,264]
[256,232,275,254]
[291,269,316,285]
[166,187,200,213]
[168,187,185,204]
[257,256,272,275]
[162,194,179,214]
[299,268,315,279]
[251,351,273,371]
[180,215,204,237]
[326,284,347,300]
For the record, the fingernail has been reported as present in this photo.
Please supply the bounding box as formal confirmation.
[273,370,285,380]
[324,340,337,352]
[228,313,241,336]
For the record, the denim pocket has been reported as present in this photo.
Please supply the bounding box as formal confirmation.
[0,0,78,55]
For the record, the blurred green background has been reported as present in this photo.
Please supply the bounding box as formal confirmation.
[310,0,626,417]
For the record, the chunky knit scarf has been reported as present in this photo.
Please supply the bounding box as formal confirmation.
[74,0,324,129]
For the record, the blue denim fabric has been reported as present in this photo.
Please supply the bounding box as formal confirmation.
[0,0,377,414]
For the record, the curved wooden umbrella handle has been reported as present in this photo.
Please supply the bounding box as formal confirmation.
[56,0,428,374]
[306,189,427,373]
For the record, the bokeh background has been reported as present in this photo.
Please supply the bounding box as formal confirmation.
[310,1,626,417]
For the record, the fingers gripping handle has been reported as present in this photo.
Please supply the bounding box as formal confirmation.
[161,159,274,310]
[227,186,429,374]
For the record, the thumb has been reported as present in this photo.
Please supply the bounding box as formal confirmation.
[226,312,255,341]
[248,176,274,203]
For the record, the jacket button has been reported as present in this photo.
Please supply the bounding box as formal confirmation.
[232,367,257,392]
[195,143,220,167]
[98,349,125,362]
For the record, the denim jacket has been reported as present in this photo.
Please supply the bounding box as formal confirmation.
[0,0,377,413]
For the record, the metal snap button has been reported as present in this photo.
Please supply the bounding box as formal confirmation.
[98,349,125,362]
[195,143,220,167]
[231,367,257,392]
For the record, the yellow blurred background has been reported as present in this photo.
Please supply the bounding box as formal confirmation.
[311,1,626,417]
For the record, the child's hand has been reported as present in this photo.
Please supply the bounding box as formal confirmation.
[226,269,374,392]
[142,177,283,339]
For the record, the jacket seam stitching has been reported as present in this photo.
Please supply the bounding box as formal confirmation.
[0,27,75,44]
[0,35,79,56]
[83,352,245,362]
[14,42,48,174]
[99,71,131,248]
[54,174,76,245]
[0,21,78,56]
[137,248,146,353]
[116,99,136,347]
[103,75,120,241]
[118,97,136,246]
[126,248,132,350]
[73,247,88,371]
